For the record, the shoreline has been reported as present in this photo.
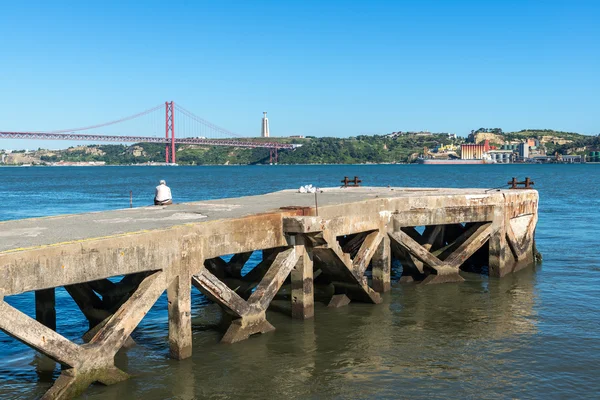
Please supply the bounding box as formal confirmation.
[1,162,595,167]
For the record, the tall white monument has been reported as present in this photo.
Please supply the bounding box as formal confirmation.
[261,112,270,137]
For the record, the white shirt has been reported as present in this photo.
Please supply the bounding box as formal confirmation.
[155,184,172,202]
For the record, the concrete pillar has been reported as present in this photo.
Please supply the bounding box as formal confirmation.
[372,235,391,293]
[34,288,58,378]
[291,236,314,319]
[168,249,195,360]
[35,288,56,331]
[167,274,192,360]
[489,206,513,277]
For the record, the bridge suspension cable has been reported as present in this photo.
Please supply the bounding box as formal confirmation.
[47,104,164,134]
[174,103,243,138]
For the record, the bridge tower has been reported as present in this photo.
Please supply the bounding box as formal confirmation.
[165,101,175,163]
[269,145,278,164]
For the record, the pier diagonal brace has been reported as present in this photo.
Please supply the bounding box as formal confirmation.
[340,231,369,258]
[225,251,253,279]
[0,276,163,400]
[505,211,538,263]
[64,283,106,329]
[68,273,154,349]
[0,301,81,368]
[39,271,167,399]
[318,229,382,304]
[89,271,166,351]
[389,222,492,284]
[353,231,384,277]
[192,248,301,344]
[392,225,446,280]
[192,267,252,319]
[284,216,384,305]
[201,248,287,303]
[0,295,125,399]
[489,200,537,277]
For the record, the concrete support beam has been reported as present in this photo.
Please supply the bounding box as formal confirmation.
[43,366,129,400]
[390,230,452,275]
[64,283,106,329]
[392,205,496,228]
[341,232,369,257]
[193,248,300,343]
[443,223,493,267]
[89,271,166,351]
[0,300,81,367]
[204,257,228,279]
[168,274,192,360]
[422,225,444,251]
[489,206,515,277]
[193,269,249,318]
[38,272,166,399]
[237,247,286,287]
[290,235,314,319]
[372,235,391,293]
[312,229,382,304]
[167,243,197,361]
[390,222,492,285]
[284,215,382,237]
[353,231,383,276]
[247,249,299,311]
[225,252,253,278]
[328,294,351,308]
[221,314,275,344]
[506,213,538,262]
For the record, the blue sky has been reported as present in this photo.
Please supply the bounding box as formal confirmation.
[0,0,598,149]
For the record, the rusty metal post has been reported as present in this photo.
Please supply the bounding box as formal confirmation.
[508,177,535,189]
[524,177,534,188]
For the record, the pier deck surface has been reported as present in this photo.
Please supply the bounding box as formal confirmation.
[1,187,510,253]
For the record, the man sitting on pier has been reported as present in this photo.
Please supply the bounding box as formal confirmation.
[154,179,173,205]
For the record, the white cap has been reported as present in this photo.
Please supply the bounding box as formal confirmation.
[160,180,166,185]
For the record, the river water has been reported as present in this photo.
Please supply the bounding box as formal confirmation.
[1,164,599,399]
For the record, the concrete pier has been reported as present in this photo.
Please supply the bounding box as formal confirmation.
[0,187,538,399]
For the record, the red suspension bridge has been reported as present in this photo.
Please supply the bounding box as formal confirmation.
[0,102,298,163]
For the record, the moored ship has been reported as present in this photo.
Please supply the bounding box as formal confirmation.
[416,157,496,164]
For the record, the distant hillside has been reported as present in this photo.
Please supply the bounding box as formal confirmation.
[3,128,598,165]
[1,133,460,165]
[469,128,598,155]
